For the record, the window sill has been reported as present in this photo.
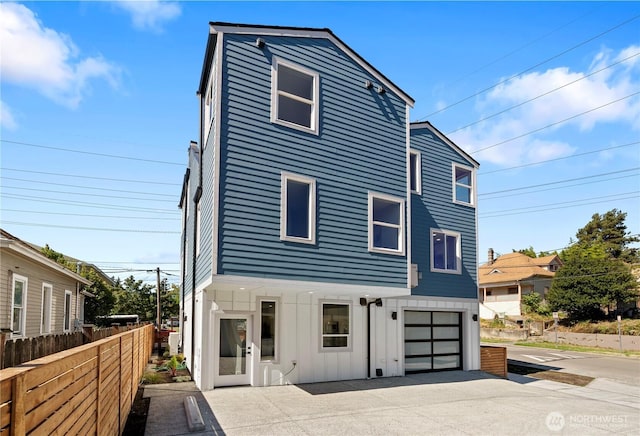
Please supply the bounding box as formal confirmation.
[272,118,318,136]
[281,236,316,245]
[369,247,405,256]
[430,267,462,275]
[453,200,476,208]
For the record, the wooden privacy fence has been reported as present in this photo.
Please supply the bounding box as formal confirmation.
[0,324,154,435]
[1,325,142,369]
[480,345,507,378]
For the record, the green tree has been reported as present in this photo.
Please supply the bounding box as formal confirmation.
[547,244,637,321]
[82,268,116,322]
[575,209,639,262]
[113,276,156,321]
[40,244,116,321]
[514,246,558,258]
[161,282,180,319]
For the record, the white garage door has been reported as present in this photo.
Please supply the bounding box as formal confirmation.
[404,311,462,373]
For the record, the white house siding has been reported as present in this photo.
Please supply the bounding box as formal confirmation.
[189,286,479,390]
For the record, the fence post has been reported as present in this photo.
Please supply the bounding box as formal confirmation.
[10,372,26,435]
[0,333,5,370]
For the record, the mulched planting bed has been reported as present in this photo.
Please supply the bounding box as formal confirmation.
[508,363,594,387]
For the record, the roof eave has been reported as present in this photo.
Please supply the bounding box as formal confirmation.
[410,121,479,168]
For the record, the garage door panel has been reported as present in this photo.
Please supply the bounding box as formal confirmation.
[404,310,462,374]
[434,355,460,369]
[405,327,431,340]
[433,326,460,340]
[405,342,431,355]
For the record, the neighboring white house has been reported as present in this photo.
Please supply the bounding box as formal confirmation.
[0,229,92,338]
[479,249,562,319]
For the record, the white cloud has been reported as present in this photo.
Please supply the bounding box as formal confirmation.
[0,3,121,109]
[112,0,181,32]
[0,100,18,130]
[450,45,640,166]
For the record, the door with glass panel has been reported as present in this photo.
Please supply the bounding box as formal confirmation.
[216,315,252,386]
[404,310,462,373]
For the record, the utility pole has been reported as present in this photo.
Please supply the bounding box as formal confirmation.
[156,267,162,356]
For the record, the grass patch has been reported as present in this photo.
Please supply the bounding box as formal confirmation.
[480,338,515,343]
[141,372,165,384]
[513,341,640,357]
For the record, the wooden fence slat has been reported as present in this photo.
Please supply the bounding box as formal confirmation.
[0,325,153,435]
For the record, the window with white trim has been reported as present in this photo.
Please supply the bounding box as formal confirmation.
[64,290,72,332]
[410,150,421,194]
[453,164,475,206]
[259,299,278,362]
[41,282,52,335]
[11,274,27,337]
[321,302,351,350]
[431,229,462,274]
[281,173,316,244]
[272,59,319,133]
[368,192,405,255]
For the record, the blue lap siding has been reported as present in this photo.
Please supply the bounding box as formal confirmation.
[410,125,478,299]
[216,33,408,287]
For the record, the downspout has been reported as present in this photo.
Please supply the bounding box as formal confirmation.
[364,298,382,379]
[190,87,205,371]
[179,168,190,352]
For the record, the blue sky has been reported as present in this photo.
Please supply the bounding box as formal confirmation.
[1,1,639,285]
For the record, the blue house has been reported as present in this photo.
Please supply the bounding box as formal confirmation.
[179,23,480,390]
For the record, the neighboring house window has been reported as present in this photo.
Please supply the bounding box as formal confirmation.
[368,192,405,255]
[64,290,72,332]
[508,288,518,295]
[280,172,316,244]
[260,299,278,362]
[11,274,27,337]
[410,150,421,194]
[321,302,350,350]
[271,59,319,134]
[431,229,461,274]
[41,283,52,335]
[452,164,475,206]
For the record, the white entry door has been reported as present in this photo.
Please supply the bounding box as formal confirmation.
[215,315,252,386]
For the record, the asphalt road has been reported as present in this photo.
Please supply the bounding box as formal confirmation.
[504,343,640,386]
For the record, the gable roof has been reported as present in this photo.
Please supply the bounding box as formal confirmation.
[198,22,415,107]
[410,121,479,168]
[0,229,91,286]
[479,252,555,286]
[531,254,562,267]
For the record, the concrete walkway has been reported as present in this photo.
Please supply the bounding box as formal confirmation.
[145,371,640,435]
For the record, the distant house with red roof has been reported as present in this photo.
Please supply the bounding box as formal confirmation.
[479,249,562,319]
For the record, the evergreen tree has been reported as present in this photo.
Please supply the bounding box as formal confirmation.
[575,209,639,262]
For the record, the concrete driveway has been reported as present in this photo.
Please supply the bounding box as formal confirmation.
[196,371,639,435]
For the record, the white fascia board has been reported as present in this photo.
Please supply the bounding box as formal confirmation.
[3,243,92,285]
[411,122,479,168]
[211,275,410,299]
[209,24,414,107]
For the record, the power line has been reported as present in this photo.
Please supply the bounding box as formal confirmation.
[470,91,640,154]
[479,141,639,176]
[2,193,180,214]
[2,209,180,221]
[1,176,176,197]
[448,51,640,135]
[481,191,639,217]
[444,7,597,88]
[2,185,177,203]
[415,13,640,121]
[480,173,639,200]
[479,167,639,197]
[1,139,183,166]
[1,221,181,234]
[481,193,639,219]
[1,167,181,186]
